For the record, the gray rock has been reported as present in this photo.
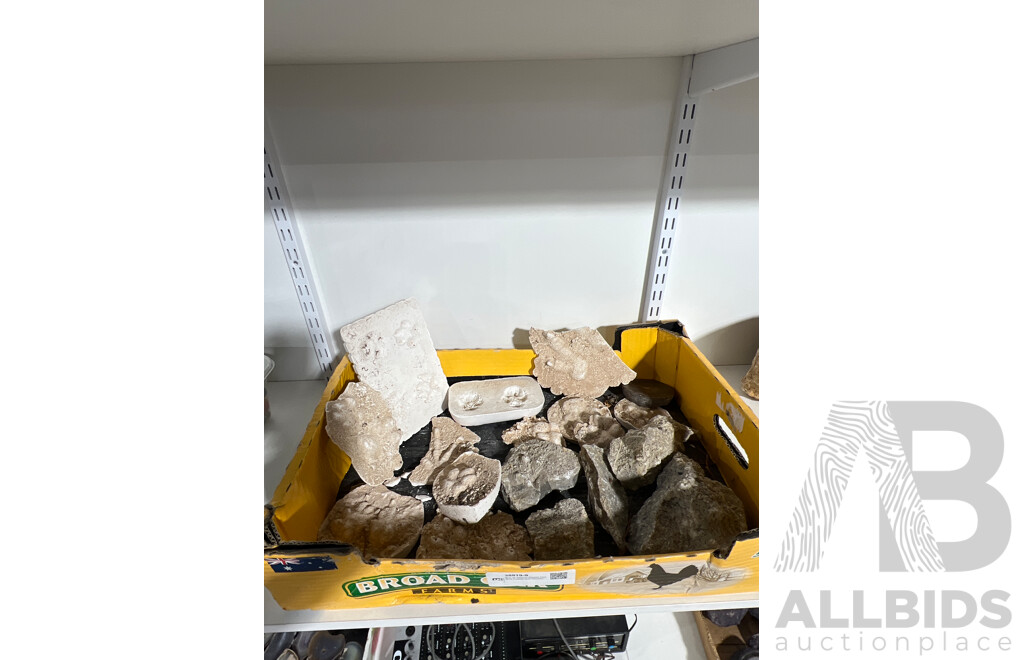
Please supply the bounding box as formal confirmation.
[416,512,533,561]
[606,417,676,489]
[622,379,675,408]
[500,438,580,511]
[646,414,696,452]
[627,453,747,555]
[526,498,595,560]
[578,444,629,552]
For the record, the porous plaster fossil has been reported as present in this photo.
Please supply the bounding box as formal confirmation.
[432,452,502,524]
[317,485,424,559]
[613,398,671,430]
[546,397,624,448]
[627,453,746,555]
[578,444,629,552]
[529,327,636,398]
[408,417,481,487]
[339,299,449,442]
[416,512,533,561]
[324,382,403,486]
[447,377,543,426]
[525,498,595,560]
[501,416,563,446]
[501,438,580,511]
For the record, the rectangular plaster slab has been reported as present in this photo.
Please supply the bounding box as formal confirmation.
[339,299,449,442]
[447,376,544,426]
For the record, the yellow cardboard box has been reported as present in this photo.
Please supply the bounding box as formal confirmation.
[265,324,758,611]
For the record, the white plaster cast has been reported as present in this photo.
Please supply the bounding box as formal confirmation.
[339,299,449,442]
[432,452,502,524]
[447,377,544,426]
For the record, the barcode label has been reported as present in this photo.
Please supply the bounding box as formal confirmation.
[484,570,576,586]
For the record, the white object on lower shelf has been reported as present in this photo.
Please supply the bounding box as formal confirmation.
[448,377,544,426]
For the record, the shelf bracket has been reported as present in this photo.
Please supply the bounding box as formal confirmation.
[265,122,338,379]
[688,38,759,97]
[640,55,699,323]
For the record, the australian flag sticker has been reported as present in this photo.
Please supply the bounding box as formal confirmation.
[266,556,337,573]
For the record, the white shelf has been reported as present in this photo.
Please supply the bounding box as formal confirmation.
[265,379,328,504]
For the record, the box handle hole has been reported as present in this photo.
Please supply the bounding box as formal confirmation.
[714,414,749,470]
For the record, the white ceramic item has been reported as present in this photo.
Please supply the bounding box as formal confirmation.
[447,376,544,426]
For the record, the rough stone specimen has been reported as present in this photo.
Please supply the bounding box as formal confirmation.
[613,398,670,430]
[339,299,449,442]
[546,397,624,448]
[613,403,694,451]
[627,453,747,555]
[607,417,676,489]
[447,376,544,426]
[416,512,533,561]
[622,379,676,408]
[324,382,403,486]
[501,438,580,511]
[578,444,629,552]
[432,452,501,524]
[501,416,564,446]
[525,498,595,560]
[742,350,759,400]
[529,327,636,398]
[658,415,697,452]
[408,417,480,486]
[317,485,424,558]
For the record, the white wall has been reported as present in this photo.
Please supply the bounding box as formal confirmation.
[264,59,757,375]
[660,78,758,366]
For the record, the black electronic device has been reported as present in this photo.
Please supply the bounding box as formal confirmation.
[519,616,630,657]
[416,621,521,660]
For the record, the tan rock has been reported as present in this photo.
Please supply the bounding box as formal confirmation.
[547,397,624,449]
[324,382,403,486]
[408,417,480,486]
[742,350,759,400]
[416,512,533,561]
[317,485,424,559]
[501,416,564,446]
[529,327,636,398]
